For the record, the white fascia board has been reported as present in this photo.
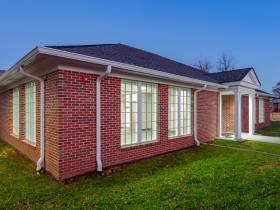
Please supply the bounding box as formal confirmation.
[273,99,280,103]
[0,46,39,84]
[222,81,259,90]
[38,46,228,88]
[219,86,256,94]
[257,92,278,98]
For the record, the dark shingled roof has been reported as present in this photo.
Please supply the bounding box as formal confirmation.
[256,89,274,95]
[204,68,252,83]
[0,70,5,76]
[46,44,219,84]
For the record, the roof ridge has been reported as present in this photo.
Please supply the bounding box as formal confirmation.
[45,44,121,48]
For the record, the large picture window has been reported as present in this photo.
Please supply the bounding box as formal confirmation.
[168,87,191,137]
[121,80,157,145]
[13,87,19,135]
[259,98,264,123]
[25,81,36,143]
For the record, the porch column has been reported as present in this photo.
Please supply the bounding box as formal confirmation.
[249,93,255,135]
[218,92,222,137]
[234,90,242,140]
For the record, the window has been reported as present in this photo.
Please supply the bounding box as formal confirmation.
[121,80,157,145]
[168,87,191,137]
[13,87,19,135]
[259,98,264,123]
[25,81,36,143]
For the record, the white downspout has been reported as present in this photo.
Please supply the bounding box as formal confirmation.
[194,84,207,146]
[96,65,112,171]
[20,66,45,174]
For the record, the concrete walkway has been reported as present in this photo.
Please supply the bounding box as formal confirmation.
[216,132,280,144]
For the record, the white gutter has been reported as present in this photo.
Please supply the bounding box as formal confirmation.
[20,66,45,174]
[96,65,112,171]
[194,84,207,146]
[37,46,228,89]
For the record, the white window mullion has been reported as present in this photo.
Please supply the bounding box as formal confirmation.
[138,82,142,143]
[178,88,181,136]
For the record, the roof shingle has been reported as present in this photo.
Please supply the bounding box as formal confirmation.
[46,44,219,84]
[0,70,5,76]
[204,68,252,83]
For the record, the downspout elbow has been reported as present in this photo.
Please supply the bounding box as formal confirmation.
[96,66,112,172]
[194,84,207,146]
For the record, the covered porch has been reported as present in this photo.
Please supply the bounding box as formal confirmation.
[218,87,257,141]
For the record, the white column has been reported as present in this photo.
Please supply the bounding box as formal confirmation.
[249,93,255,135]
[234,90,242,140]
[218,92,222,137]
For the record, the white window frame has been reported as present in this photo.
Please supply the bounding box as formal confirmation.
[168,86,192,137]
[13,87,19,136]
[259,98,264,123]
[25,81,36,143]
[121,80,158,145]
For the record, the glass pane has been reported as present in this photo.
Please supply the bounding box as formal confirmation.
[152,94,157,103]
[147,131,152,140]
[131,102,137,112]
[121,113,125,124]
[126,133,132,144]
[131,113,137,123]
[126,81,131,91]
[141,84,146,93]
[142,103,146,112]
[147,84,151,93]
[142,132,147,141]
[142,93,147,102]
[121,81,126,91]
[142,113,146,122]
[121,135,125,145]
[131,133,137,143]
[132,82,137,92]
[121,93,126,101]
[141,122,146,131]
[152,85,157,93]
[132,93,137,102]
[147,113,151,122]
[152,131,157,140]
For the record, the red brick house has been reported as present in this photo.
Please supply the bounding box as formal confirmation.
[0,44,276,181]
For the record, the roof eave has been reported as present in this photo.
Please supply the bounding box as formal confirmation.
[38,46,228,88]
[0,46,40,84]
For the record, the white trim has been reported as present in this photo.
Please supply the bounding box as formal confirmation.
[37,46,228,88]
[234,90,242,141]
[218,92,222,137]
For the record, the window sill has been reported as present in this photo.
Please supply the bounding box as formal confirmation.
[169,134,192,140]
[10,133,19,139]
[22,139,36,147]
[121,139,159,149]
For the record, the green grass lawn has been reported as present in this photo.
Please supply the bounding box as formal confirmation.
[209,139,280,155]
[2,140,280,209]
[255,121,280,136]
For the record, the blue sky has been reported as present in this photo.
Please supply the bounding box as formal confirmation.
[0,0,279,93]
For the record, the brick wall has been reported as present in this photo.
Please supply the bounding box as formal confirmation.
[197,90,219,141]
[56,71,219,180]
[255,98,270,129]
[1,67,271,181]
[221,95,270,133]
[222,95,235,133]
[0,72,60,180]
